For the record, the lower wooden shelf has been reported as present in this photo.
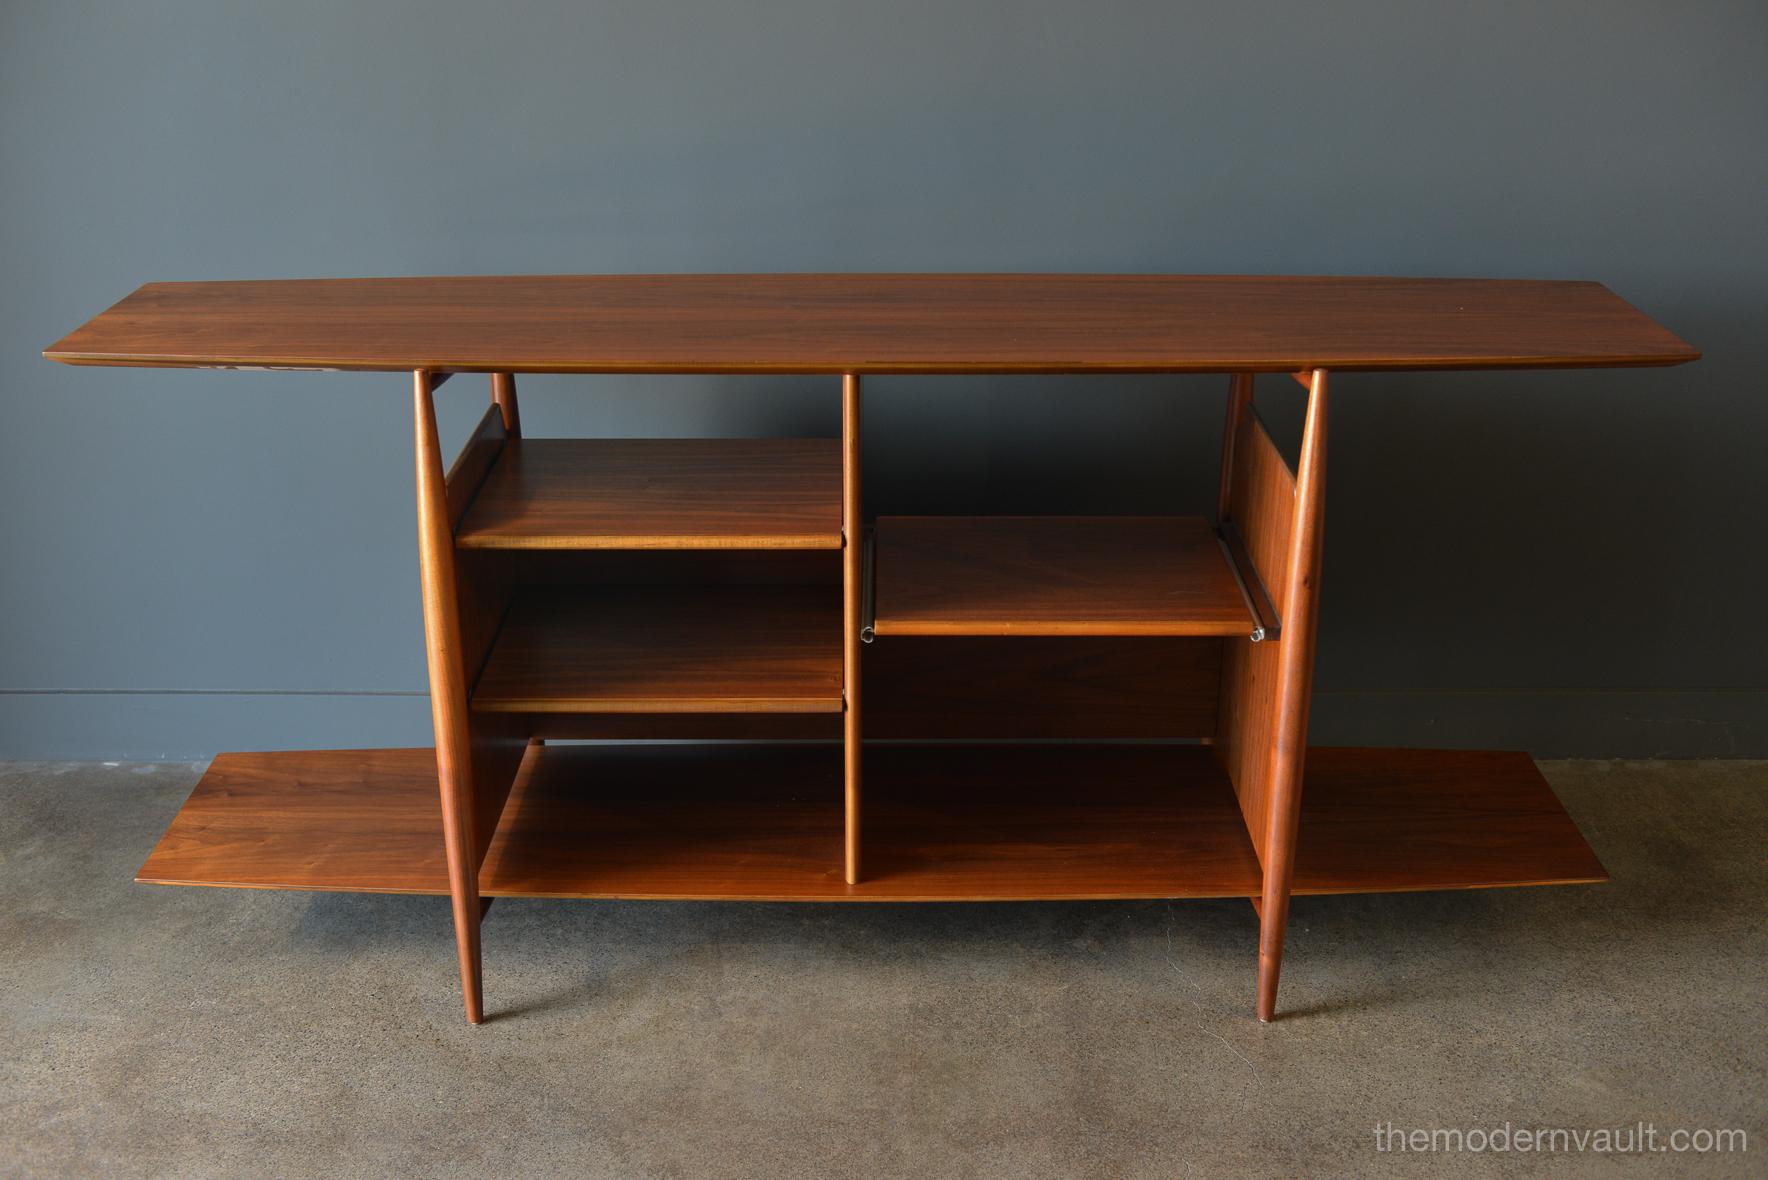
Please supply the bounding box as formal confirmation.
[138,743,1606,900]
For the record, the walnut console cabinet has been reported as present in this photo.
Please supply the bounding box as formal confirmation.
[46,274,1699,1023]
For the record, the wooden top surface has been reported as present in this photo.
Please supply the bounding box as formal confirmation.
[45,274,1697,375]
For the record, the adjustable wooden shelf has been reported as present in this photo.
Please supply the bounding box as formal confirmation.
[870,516,1257,637]
[45,274,1698,1024]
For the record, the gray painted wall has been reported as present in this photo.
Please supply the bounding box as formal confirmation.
[4,0,1764,759]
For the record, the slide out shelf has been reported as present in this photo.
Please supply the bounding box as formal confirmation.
[870,516,1262,638]
[138,744,1606,901]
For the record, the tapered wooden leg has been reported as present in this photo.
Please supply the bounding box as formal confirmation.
[1252,369,1328,1022]
[841,374,864,884]
[414,370,486,1024]
[450,887,484,1024]
[1255,895,1290,1022]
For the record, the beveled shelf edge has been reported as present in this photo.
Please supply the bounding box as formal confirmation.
[133,871,1607,900]
[1293,874,1607,895]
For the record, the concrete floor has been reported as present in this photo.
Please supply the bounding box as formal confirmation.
[2,759,1762,1178]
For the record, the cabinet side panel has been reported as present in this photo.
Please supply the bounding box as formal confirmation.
[1217,408,1297,858]
[440,407,527,865]
[1229,408,1296,612]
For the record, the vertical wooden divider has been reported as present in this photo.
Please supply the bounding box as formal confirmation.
[414,370,530,1024]
[842,374,864,884]
[1214,369,1329,1022]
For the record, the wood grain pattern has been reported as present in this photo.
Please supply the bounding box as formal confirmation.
[443,404,508,528]
[452,549,516,709]
[470,586,843,714]
[483,549,839,588]
[857,745,1260,898]
[435,389,530,861]
[864,636,1222,739]
[1218,525,1279,640]
[136,744,1605,900]
[139,747,454,893]
[475,636,1222,740]
[455,438,842,550]
[45,274,1698,374]
[1291,748,1607,893]
[872,516,1256,637]
[1216,634,1280,847]
[1216,395,1304,853]
[1216,373,1253,522]
[505,714,842,741]
[1224,407,1296,612]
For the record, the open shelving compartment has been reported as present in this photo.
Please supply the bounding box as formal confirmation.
[869,515,1260,637]
[137,370,1607,1018]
